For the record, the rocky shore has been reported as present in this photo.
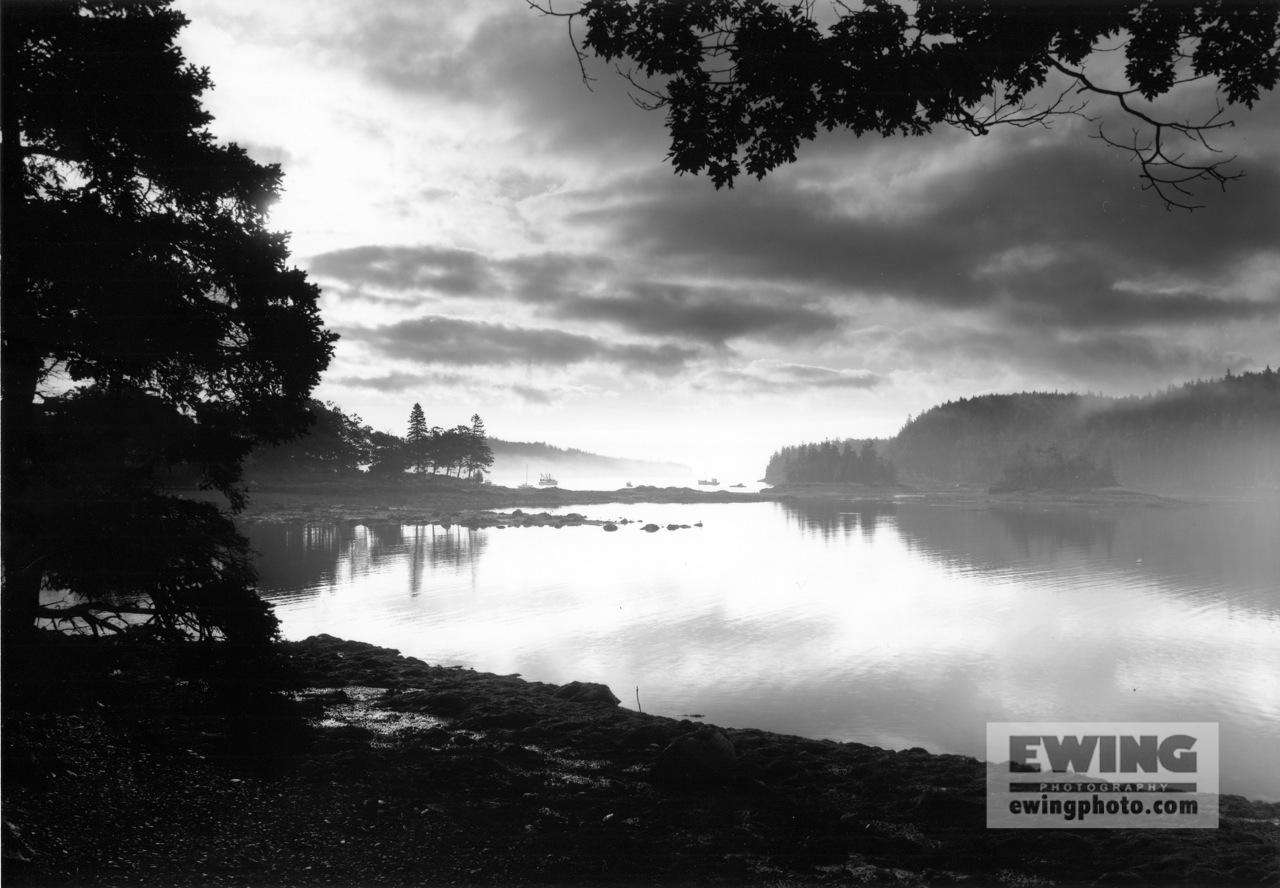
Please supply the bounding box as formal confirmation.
[4,633,1277,887]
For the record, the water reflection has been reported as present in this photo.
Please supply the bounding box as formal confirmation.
[249,522,489,602]
[780,500,896,538]
[248,499,1280,800]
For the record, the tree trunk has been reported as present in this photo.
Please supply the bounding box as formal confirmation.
[2,79,47,664]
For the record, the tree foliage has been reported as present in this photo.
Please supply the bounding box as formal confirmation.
[1,1,335,647]
[534,0,1280,208]
[406,403,429,473]
[246,401,371,477]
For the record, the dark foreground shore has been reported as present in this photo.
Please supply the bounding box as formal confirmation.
[4,633,1277,887]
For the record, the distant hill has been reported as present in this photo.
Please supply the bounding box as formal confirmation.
[762,369,1280,492]
[488,439,689,477]
[888,369,1280,491]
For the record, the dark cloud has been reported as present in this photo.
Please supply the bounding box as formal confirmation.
[308,246,611,307]
[510,384,554,406]
[496,253,609,305]
[308,245,493,297]
[340,315,699,374]
[330,371,426,393]
[567,137,1280,335]
[694,362,882,395]
[1007,287,1280,331]
[568,282,843,346]
[893,323,1228,394]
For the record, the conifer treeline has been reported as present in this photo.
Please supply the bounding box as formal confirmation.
[245,401,493,481]
[764,439,896,485]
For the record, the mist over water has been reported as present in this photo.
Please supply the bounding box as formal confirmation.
[250,496,1280,800]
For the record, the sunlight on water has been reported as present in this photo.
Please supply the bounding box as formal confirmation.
[250,498,1280,800]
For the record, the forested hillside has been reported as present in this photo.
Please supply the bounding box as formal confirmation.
[889,369,1280,491]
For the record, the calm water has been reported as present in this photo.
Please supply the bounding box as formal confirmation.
[248,497,1280,800]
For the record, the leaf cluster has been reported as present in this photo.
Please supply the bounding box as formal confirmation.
[544,0,1280,206]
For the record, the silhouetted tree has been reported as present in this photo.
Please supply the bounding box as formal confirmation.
[247,401,370,477]
[406,403,429,473]
[1,2,335,651]
[533,0,1279,208]
[367,430,410,478]
[465,414,495,480]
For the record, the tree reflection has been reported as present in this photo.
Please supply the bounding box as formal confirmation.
[891,504,1117,571]
[779,500,898,539]
[246,522,490,602]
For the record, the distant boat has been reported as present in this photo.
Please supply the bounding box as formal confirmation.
[625,482,633,488]
[538,473,558,487]
[697,478,719,486]
[730,483,746,488]
[518,465,535,490]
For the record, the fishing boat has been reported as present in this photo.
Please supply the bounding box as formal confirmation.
[697,478,719,486]
[538,473,558,487]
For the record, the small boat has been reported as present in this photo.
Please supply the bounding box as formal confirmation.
[538,473,558,487]
[625,482,633,488]
[518,465,535,489]
[730,483,746,488]
[697,478,719,486]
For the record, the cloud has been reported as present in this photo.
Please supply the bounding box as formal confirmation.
[693,361,882,395]
[327,371,438,393]
[339,315,700,374]
[567,281,843,346]
[510,384,554,406]
[308,245,493,297]
[565,136,1280,337]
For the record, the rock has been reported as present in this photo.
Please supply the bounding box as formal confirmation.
[642,524,660,533]
[666,524,679,530]
[603,523,618,532]
[552,681,621,706]
[651,726,737,785]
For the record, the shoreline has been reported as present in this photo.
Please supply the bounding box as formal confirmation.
[189,476,1199,527]
[5,632,1277,887]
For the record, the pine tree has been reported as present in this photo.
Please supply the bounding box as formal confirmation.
[407,403,428,473]
[466,413,494,480]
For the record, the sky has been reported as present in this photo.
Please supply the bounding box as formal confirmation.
[173,0,1280,479]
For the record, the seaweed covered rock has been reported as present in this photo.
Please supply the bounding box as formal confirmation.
[651,725,736,785]
[552,681,621,706]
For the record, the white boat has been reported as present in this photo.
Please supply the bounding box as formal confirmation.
[697,478,719,486]
[538,473,558,487]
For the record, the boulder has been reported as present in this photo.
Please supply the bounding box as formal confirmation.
[603,523,619,532]
[552,681,621,706]
[651,725,737,785]
[642,524,660,533]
